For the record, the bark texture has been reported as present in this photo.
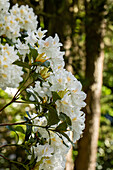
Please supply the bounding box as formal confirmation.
[75,0,106,170]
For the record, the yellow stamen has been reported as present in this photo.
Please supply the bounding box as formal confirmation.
[44,41,49,47]
[3,47,7,50]
[58,78,62,83]
[16,18,20,21]
[3,65,8,68]
[52,137,56,142]
[6,51,10,55]
[62,100,68,105]
[42,149,44,154]
[3,56,7,61]
[46,159,51,164]
[72,117,77,121]
[13,10,17,14]
[2,74,7,78]
[20,9,24,14]
[25,20,28,23]
[58,65,62,69]
[4,16,7,21]
[72,89,77,93]
[38,32,43,38]
[10,20,13,24]
[67,76,71,82]
[6,26,10,30]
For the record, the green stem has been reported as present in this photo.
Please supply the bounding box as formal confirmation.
[0,143,25,149]
[0,72,31,113]
[0,97,17,112]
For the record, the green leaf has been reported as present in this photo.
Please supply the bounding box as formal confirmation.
[25,123,32,141]
[59,112,72,127]
[52,91,61,102]
[56,121,67,131]
[32,61,42,66]
[47,106,59,126]
[28,44,38,61]
[13,60,30,69]
[24,116,32,141]
[6,125,19,143]
[15,126,25,134]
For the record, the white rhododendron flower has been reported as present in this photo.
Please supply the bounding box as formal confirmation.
[10,4,38,32]
[16,39,30,58]
[36,27,47,40]
[0,44,23,89]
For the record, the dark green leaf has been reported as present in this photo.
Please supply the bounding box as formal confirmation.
[59,112,72,127]
[32,61,41,66]
[28,44,38,61]
[24,116,32,141]
[13,60,30,69]
[15,126,25,134]
[25,123,32,141]
[47,106,59,126]
[56,121,67,131]
[52,91,61,102]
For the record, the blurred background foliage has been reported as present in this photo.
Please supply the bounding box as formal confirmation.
[0,0,113,169]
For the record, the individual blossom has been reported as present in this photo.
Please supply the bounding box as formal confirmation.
[16,39,30,59]
[24,30,38,46]
[71,110,85,142]
[38,34,63,59]
[55,92,74,116]
[36,27,47,40]
[47,69,68,92]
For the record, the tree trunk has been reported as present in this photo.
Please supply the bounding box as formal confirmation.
[75,0,106,170]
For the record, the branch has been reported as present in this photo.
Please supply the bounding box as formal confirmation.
[0,154,26,168]
[0,112,44,126]
[0,97,17,112]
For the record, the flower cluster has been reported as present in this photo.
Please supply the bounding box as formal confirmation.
[0,1,37,41]
[0,1,86,169]
[0,44,23,89]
